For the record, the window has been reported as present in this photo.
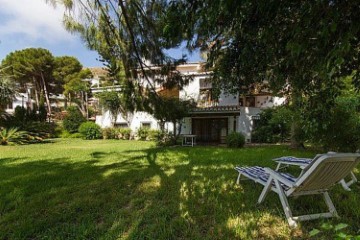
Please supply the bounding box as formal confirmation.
[141,122,151,129]
[7,102,13,109]
[199,78,212,89]
[199,89,213,102]
[115,123,128,128]
[245,97,255,107]
[239,97,244,106]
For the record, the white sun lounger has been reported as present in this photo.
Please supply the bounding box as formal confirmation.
[274,155,358,191]
[235,153,360,227]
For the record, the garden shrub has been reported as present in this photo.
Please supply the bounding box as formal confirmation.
[102,127,118,139]
[78,122,102,140]
[306,97,360,152]
[22,122,59,138]
[155,132,175,146]
[148,129,162,141]
[14,106,27,124]
[37,104,47,122]
[0,127,28,145]
[0,111,11,128]
[63,106,86,133]
[137,127,150,140]
[1,106,59,139]
[69,132,84,138]
[251,106,292,143]
[118,128,131,140]
[226,132,245,148]
[59,130,83,138]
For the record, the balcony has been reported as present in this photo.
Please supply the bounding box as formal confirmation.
[197,100,219,108]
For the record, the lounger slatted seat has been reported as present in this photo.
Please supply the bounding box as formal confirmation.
[274,154,358,191]
[235,166,297,190]
[235,153,360,227]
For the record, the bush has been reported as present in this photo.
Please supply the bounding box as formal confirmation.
[0,127,28,145]
[155,132,175,146]
[22,122,60,138]
[307,97,360,152]
[63,106,86,133]
[59,130,83,139]
[14,106,27,124]
[78,122,102,140]
[102,127,118,139]
[251,106,292,143]
[148,129,162,141]
[226,132,245,148]
[137,127,150,140]
[118,128,132,140]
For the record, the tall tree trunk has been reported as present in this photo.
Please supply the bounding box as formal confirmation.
[68,93,72,107]
[173,120,177,139]
[40,72,51,116]
[85,92,88,119]
[158,120,165,132]
[33,77,40,107]
[79,91,86,117]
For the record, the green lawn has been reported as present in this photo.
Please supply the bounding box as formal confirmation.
[0,139,359,239]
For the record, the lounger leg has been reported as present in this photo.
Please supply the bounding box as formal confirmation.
[340,172,358,190]
[323,192,338,218]
[258,177,273,204]
[274,179,297,228]
[236,172,242,185]
[340,179,351,191]
[275,163,282,171]
[350,172,358,183]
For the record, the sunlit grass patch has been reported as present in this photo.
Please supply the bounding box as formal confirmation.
[0,139,359,239]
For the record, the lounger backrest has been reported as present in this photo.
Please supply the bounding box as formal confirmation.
[289,153,360,194]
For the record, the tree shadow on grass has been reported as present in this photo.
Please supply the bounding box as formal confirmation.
[119,147,299,239]
[1,146,358,239]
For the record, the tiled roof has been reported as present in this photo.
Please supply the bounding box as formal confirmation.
[190,105,240,113]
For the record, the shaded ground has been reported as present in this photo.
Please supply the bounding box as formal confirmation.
[0,139,359,239]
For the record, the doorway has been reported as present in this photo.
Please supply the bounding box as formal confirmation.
[192,118,228,144]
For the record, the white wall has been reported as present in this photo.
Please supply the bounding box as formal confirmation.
[5,93,34,114]
[96,110,174,133]
[218,93,238,106]
[179,75,201,101]
[180,76,239,107]
[238,107,262,142]
[256,96,286,108]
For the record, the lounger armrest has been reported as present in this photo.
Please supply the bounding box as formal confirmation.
[264,168,296,187]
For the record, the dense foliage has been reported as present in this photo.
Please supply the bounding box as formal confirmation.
[0,128,27,145]
[151,97,195,139]
[305,97,360,152]
[0,106,58,141]
[97,91,126,126]
[252,107,293,144]
[1,48,91,118]
[63,106,86,133]
[78,122,102,140]
[0,75,16,111]
[226,132,245,148]
[1,48,55,114]
[47,1,360,151]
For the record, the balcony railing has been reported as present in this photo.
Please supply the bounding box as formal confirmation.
[197,100,219,108]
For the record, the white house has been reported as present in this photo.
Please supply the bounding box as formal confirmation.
[94,62,285,143]
[5,92,35,114]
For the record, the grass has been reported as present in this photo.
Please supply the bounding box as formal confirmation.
[0,139,359,239]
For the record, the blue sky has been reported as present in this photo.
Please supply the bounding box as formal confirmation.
[0,0,201,67]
